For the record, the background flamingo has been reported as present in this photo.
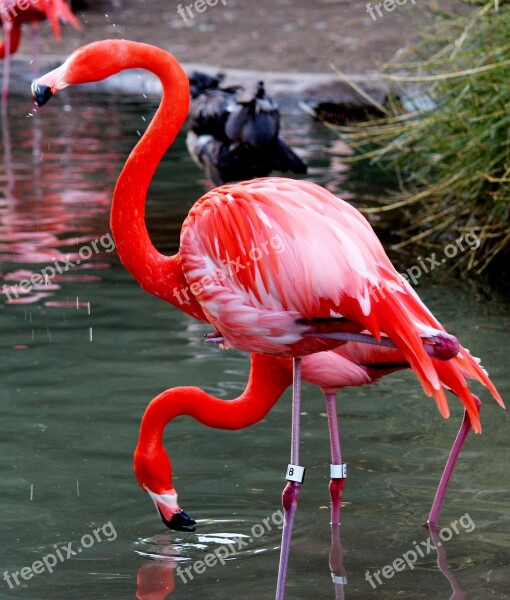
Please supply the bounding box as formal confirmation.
[0,0,81,101]
[32,40,503,599]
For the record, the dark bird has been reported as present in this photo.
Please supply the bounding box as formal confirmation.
[186,71,307,185]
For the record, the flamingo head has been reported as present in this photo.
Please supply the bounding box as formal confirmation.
[31,44,106,105]
[134,446,196,532]
[31,40,171,106]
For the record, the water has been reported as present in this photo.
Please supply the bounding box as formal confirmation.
[1,87,509,600]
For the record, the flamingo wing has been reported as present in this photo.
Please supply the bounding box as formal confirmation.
[179,177,502,430]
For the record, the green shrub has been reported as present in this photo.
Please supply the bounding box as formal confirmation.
[336,0,510,273]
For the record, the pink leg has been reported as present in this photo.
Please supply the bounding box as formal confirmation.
[30,22,39,80]
[325,393,348,598]
[207,330,459,361]
[325,392,346,527]
[427,395,481,527]
[309,330,459,361]
[2,23,12,103]
[329,522,347,600]
[275,357,303,600]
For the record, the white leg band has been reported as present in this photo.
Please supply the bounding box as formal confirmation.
[330,463,347,479]
[331,573,348,585]
[286,464,306,483]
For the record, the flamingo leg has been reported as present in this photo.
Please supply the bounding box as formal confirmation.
[308,330,459,361]
[325,392,348,598]
[205,330,459,362]
[275,357,303,600]
[325,392,346,527]
[2,22,12,103]
[30,22,39,80]
[427,396,481,527]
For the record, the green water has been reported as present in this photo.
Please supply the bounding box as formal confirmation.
[1,89,509,600]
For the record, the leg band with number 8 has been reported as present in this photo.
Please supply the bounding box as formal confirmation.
[286,464,306,483]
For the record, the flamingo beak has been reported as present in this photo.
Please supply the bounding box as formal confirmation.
[32,82,53,106]
[146,489,197,532]
[159,508,197,532]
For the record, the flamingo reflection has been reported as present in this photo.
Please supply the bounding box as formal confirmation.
[137,554,178,600]
[135,504,469,600]
[429,525,465,600]
[1,98,118,304]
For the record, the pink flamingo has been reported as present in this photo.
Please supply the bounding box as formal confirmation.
[32,40,503,599]
[133,345,406,598]
[1,0,81,101]
[133,344,485,598]
[134,343,407,527]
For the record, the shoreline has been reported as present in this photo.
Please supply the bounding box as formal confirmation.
[5,54,387,109]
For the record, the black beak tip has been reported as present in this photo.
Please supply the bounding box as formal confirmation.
[31,82,53,106]
[159,509,196,532]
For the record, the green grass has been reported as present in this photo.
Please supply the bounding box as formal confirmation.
[334,0,510,273]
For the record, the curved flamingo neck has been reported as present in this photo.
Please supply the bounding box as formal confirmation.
[107,43,205,320]
[135,354,293,491]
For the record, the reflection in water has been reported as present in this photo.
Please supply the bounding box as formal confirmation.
[429,525,465,600]
[1,103,15,195]
[330,524,347,600]
[0,96,117,304]
[0,90,337,306]
[137,554,178,600]
[135,519,469,599]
